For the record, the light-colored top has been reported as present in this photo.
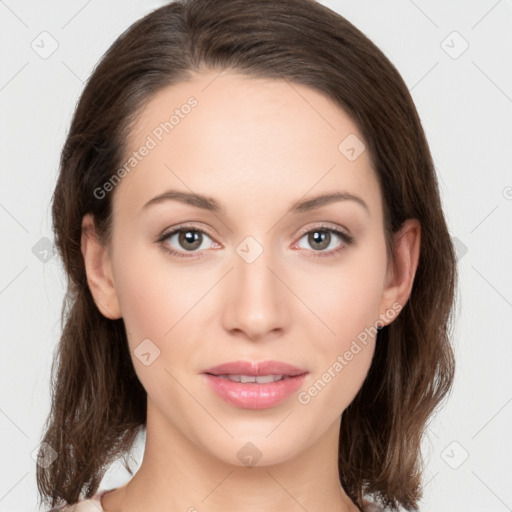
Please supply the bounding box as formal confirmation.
[47,489,113,511]
[48,488,386,511]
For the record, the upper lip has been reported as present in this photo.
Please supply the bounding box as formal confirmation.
[203,360,308,377]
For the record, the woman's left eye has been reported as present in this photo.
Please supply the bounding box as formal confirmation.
[294,227,355,257]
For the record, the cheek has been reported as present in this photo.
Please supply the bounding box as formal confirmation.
[111,249,207,397]
[298,270,380,417]
[295,239,386,407]
[305,237,387,345]
[112,238,205,339]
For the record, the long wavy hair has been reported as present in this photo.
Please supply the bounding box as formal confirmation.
[36,0,457,510]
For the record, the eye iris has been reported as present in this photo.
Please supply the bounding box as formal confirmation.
[179,230,202,250]
[309,230,330,250]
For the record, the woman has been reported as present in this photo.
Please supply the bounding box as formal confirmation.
[37,0,457,510]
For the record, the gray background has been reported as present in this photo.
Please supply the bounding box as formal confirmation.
[1,0,511,510]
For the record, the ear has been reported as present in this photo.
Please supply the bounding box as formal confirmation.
[378,218,421,327]
[81,213,122,319]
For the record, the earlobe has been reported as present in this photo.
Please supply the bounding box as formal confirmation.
[378,219,421,326]
[81,213,122,320]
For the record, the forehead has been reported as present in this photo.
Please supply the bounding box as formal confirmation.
[129,69,363,150]
[113,70,382,222]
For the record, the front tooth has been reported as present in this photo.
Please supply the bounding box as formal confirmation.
[255,374,283,384]
[219,374,285,383]
[240,375,257,383]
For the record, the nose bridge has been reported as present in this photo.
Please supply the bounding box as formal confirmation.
[221,234,288,338]
[236,235,276,293]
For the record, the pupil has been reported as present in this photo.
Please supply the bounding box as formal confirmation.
[179,230,201,250]
[309,230,330,250]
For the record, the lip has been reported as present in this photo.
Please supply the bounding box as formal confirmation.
[202,360,308,410]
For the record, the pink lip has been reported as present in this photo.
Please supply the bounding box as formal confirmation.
[202,360,308,410]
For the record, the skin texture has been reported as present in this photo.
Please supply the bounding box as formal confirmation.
[81,70,420,512]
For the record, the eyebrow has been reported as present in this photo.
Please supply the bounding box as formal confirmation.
[141,189,369,215]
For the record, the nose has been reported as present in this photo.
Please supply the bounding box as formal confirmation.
[221,240,290,342]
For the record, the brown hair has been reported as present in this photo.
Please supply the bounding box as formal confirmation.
[37,0,457,510]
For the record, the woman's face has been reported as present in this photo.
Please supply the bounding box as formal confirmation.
[93,70,401,466]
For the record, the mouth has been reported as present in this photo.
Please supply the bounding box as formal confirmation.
[202,360,308,409]
[202,359,308,377]
[209,374,296,383]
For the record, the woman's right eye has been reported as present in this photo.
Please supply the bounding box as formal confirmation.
[157,227,219,259]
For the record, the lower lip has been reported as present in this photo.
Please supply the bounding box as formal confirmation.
[203,374,307,409]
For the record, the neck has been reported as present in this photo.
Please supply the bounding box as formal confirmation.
[102,402,360,512]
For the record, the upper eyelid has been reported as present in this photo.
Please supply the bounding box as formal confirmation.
[296,223,351,238]
[160,223,216,241]
[160,222,350,241]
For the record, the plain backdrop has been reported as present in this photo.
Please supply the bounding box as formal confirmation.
[1,1,511,511]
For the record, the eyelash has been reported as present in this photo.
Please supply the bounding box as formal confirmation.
[156,223,355,260]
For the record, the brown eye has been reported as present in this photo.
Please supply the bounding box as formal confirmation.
[177,230,203,251]
[158,227,216,257]
[294,226,355,258]
[307,230,332,251]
